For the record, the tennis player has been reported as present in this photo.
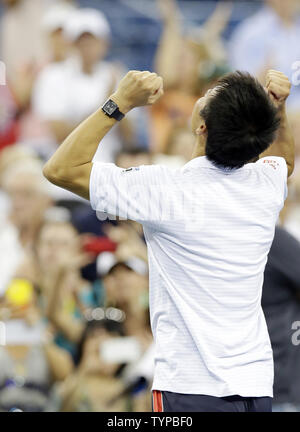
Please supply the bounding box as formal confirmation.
[44,69,294,412]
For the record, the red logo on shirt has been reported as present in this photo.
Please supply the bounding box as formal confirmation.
[263,159,279,170]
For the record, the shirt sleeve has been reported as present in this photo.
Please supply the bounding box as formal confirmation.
[256,156,288,201]
[89,162,172,228]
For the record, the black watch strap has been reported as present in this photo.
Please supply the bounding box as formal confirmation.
[102,99,125,121]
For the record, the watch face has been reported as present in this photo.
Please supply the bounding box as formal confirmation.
[104,100,117,115]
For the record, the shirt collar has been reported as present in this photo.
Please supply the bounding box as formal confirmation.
[183,156,215,170]
[183,156,239,174]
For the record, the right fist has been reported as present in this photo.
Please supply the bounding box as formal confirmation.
[111,71,164,113]
[266,70,291,108]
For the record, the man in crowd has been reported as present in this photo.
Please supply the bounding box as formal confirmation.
[229,0,300,110]
[262,227,300,411]
[33,8,135,163]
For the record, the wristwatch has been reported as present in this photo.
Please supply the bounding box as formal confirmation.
[101,99,125,121]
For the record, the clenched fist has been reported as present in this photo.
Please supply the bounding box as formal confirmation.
[266,70,291,109]
[111,70,164,113]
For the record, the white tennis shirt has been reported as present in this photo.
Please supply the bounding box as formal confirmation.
[90,155,288,397]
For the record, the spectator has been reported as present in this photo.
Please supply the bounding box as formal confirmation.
[32,8,136,163]
[97,253,152,352]
[0,85,20,151]
[153,125,195,168]
[282,168,300,241]
[0,283,73,412]
[104,222,148,263]
[0,145,39,216]
[59,313,129,412]
[0,157,53,295]
[42,2,76,64]
[0,0,48,84]
[152,0,231,152]
[2,2,77,161]
[34,218,95,358]
[262,227,300,411]
[229,0,300,110]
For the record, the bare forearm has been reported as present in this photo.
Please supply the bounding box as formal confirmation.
[43,71,164,199]
[45,109,116,172]
[155,17,182,88]
[46,283,84,343]
[44,273,64,319]
[260,105,295,177]
[43,96,125,198]
[51,313,84,343]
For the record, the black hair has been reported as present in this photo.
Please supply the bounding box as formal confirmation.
[201,71,280,169]
[107,262,134,276]
[74,316,125,366]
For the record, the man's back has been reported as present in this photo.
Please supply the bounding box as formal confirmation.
[142,156,287,396]
[90,154,287,397]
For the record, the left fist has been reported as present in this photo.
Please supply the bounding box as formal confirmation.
[266,70,291,108]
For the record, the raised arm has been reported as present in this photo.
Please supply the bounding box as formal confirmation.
[43,71,164,199]
[154,0,183,89]
[260,70,295,177]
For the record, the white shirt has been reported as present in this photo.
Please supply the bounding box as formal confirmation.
[90,155,288,397]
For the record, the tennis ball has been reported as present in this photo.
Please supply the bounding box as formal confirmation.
[5,279,34,307]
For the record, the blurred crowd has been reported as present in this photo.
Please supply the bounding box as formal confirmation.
[0,0,300,412]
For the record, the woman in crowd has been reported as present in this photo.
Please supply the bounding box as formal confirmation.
[58,312,129,412]
[0,281,73,412]
[34,218,96,359]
